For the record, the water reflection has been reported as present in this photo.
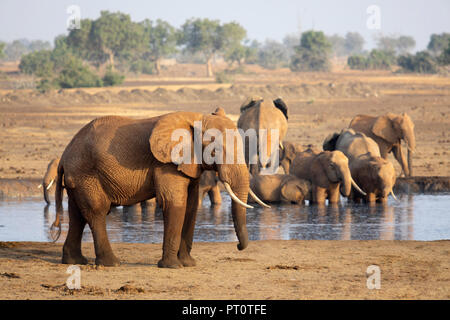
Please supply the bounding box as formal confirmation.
[0,193,449,242]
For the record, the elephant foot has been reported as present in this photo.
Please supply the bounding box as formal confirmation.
[95,254,120,267]
[62,252,88,265]
[158,257,183,269]
[179,254,196,267]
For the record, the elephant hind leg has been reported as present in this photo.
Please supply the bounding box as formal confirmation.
[75,183,118,266]
[62,192,88,265]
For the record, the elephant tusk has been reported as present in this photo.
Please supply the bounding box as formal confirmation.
[46,179,54,190]
[223,182,254,209]
[38,184,42,189]
[351,178,367,196]
[248,188,271,208]
[279,141,284,150]
[390,190,399,201]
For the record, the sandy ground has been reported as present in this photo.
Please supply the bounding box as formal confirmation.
[0,240,449,300]
[0,68,449,182]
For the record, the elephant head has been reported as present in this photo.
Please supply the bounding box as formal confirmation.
[280,141,303,174]
[149,109,268,250]
[313,151,365,197]
[280,178,311,204]
[41,158,60,204]
[371,112,415,174]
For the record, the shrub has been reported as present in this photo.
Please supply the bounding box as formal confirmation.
[398,51,439,74]
[102,69,125,86]
[57,60,103,88]
[347,49,396,70]
[129,60,155,74]
[347,55,367,70]
[215,70,234,83]
[19,50,54,77]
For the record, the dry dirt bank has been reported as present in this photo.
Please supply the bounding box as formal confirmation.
[0,240,449,300]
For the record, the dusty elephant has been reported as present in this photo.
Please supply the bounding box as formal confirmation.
[198,170,222,207]
[290,150,366,205]
[349,112,415,176]
[323,128,397,203]
[51,109,268,268]
[237,96,288,175]
[250,174,311,204]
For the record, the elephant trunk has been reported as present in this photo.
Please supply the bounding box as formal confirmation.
[218,164,250,251]
[404,129,415,177]
[42,177,54,205]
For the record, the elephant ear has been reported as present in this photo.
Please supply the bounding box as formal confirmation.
[150,112,204,179]
[281,181,300,202]
[323,132,340,151]
[371,114,399,144]
[284,142,297,161]
[273,98,288,120]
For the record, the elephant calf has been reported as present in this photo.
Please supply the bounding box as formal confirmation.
[250,174,311,205]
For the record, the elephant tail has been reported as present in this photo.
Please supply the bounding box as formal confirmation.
[50,165,64,242]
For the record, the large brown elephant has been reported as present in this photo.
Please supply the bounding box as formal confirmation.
[51,109,268,268]
[250,174,311,204]
[290,150,365,204]
[349,113,415,176]
[237,96,288,175]
[323,128,397,203]
[41,158,60,204]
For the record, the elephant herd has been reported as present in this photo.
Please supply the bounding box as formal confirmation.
[41,96,415,267]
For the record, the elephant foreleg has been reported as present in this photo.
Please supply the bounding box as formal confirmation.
[178,181,200,267]
[312,186,327,205]
[208,185,222,205]
[328,185,341,204]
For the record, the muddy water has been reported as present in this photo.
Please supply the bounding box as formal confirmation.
[0,194,449,243]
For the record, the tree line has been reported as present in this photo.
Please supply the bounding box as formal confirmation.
[0,11,449,90]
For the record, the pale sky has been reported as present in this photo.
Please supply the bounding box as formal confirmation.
[1,0,449,51]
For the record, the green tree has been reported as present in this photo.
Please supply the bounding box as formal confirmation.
[427,33,450,56]
[258,40,289,69]
[327,34,346,57]
[89,11,143,70]
[0,42,5,60]
[439,41,450,65]
[178,18,246,76]
[4,40,29,61]
[396,36,416,54]
[290,30,332,72]
[344,32,365,55]
[141,19,177,74]
[377,35,415,55]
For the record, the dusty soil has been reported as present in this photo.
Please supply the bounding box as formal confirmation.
[0,67,449,182]
[0,240,448,300]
